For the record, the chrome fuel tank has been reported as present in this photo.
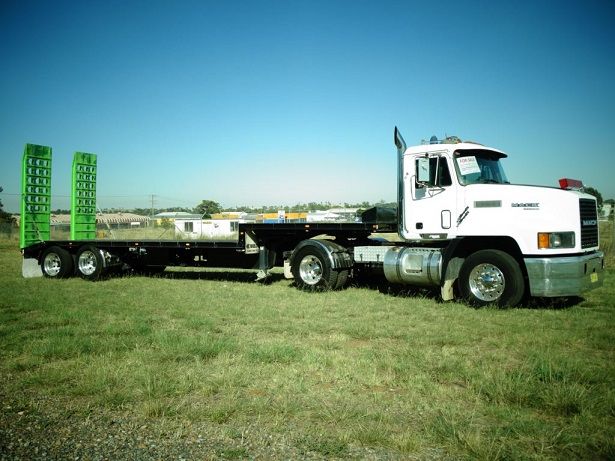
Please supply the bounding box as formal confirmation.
[383,247,442,286]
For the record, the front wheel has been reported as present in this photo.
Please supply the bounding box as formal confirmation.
[459,250,525,307]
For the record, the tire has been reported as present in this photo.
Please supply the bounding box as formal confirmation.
[76,245,106,281]
[459,250,525,307]
[291,245,339,291]
[41,246,74,278]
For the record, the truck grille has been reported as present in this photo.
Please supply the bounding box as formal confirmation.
[579,198,598,249]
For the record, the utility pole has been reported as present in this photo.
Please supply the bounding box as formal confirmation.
[150,194,156,227]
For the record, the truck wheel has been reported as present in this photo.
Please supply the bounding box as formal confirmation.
[292,246,339,290]
[76,245,106,281]
[41,246,74,278]
[459,250,525,307]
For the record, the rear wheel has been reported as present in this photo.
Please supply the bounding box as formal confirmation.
[459,250,525,307]
[41,246,73,278]
[292,245,339,291]
[76,245,106,281]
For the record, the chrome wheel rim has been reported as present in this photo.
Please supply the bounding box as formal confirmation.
[78,250,97,276]
[299,255,323,285]
[43,253,61,276]
[469,263,505,302]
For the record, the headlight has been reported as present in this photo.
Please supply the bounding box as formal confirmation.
[537,232,575,249]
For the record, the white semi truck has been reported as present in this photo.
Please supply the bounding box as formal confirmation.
[21,128,604,306]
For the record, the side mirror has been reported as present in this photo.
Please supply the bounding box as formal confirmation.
[417,157,431,184]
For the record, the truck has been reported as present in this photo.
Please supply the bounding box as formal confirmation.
[20,127,605,307]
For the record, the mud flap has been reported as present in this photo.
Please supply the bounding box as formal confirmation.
[22,258,43,278]
[441,257,463,301]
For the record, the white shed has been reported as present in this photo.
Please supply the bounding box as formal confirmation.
[174,219,240,240]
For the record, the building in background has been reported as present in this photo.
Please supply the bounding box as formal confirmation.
[174,211,254,240]
[152,212,202,227]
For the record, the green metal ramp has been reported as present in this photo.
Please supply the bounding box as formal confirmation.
[70,152,97,240]
[20,144,52,249]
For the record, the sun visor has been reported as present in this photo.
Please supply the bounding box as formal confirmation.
[455,148,507,159]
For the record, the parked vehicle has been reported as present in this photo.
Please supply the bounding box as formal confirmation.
[20,128,604,306]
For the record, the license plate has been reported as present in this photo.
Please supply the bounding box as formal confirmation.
[590,272,598,283]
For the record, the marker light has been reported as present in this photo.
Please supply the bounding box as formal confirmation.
[559,178,583,190]
[537,232,575,249]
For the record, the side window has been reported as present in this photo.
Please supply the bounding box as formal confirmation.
[184,221,194,232]
[415,156,452,188]
[437,157,452,186]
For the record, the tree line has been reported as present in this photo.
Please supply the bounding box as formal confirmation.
[2,184,612,223]
[98,199,396,218]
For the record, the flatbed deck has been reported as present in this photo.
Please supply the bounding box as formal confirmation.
[22,221,397,274]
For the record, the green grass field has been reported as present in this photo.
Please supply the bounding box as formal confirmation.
[0,225,614,459]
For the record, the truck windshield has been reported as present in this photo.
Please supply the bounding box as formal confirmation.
[454,150,509,185]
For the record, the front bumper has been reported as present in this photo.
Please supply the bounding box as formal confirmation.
[524,252,604,297]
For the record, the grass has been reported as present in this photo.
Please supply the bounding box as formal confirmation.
[0,226,614,459]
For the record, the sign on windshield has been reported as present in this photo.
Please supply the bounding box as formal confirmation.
[456,156,481,175]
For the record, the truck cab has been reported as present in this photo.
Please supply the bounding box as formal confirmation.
[393,127,604,305]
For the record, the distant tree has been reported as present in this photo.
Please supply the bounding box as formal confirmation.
[131,208,157,216]
[0,186,15,224]
[584,186,603,210]
[159,218,173,229]
[162,207,192,213]
[194,200,222,218]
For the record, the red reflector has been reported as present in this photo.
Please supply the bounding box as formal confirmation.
[559,178,583,190]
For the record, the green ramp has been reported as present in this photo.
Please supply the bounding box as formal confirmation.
[70,152,97,240]
[20,144,52,249]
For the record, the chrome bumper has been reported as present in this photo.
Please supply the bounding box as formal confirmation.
[524,252,604,297]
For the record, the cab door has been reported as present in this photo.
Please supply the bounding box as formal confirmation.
[401,152,457,240]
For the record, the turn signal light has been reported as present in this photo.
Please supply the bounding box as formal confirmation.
[538,233,550,249]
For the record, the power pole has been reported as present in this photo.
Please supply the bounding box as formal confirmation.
[150,194,156,227]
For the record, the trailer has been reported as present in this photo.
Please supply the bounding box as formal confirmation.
[20,128,605,306]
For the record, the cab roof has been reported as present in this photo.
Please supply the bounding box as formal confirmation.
[404,142,508,158]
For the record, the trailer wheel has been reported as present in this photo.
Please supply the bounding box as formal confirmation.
[41,246,74,278]
[292,246,339,290]
[76,245,106,281]
[459,250,524,307]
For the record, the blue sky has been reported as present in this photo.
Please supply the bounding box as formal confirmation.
[1,0,614,212]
